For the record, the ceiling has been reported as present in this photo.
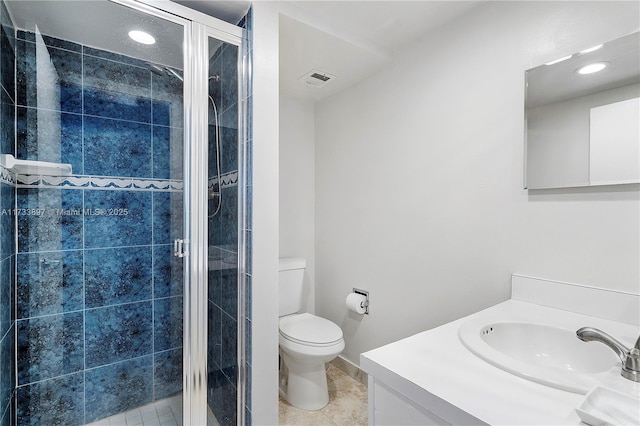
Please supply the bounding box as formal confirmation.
[173,0,483,102]
[171,0,250,26]
[6,1,186,69]
[5,1,250,70]
[5,1,482,102]
[279,1,482,102]
[286,1,480,56]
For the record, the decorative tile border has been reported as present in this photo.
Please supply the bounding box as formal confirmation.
[6,168,238,193]
[15,174,182,192]
[0,165,16,186]
[18,174,91,188]
[208,171,238,191]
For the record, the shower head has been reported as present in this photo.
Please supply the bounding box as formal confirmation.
[148,63,166,76]
[166,67,184,82]
[148,63,183,82]
[148,63,218,84]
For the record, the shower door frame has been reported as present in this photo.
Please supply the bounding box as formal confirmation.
[109,1,245,425]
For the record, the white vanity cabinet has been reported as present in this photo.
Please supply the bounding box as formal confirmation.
[363,352,485,426]
[360,275,640,426]
[367,376,465,425]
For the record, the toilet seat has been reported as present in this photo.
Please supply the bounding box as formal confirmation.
[279,313,343,347]
[278,312,345,410]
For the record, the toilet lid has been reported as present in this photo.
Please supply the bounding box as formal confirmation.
[279,313,343,345]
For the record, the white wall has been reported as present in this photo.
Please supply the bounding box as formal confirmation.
[314,1,640,366]
[250,2,280,424]
[279,96,316,313]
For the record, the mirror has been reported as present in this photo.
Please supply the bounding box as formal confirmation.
[525,32,640,189]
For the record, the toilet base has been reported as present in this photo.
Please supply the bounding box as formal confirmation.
[280,350,330,410]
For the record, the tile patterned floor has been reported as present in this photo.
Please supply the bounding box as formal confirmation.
[279,365,368,426]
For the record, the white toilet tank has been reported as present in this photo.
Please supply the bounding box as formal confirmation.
[279,257,306,317]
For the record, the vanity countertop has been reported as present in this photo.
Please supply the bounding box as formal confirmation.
[360,299,640,425]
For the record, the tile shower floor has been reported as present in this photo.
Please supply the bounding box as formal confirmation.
[279,365,368,426]
[85,395,221,426]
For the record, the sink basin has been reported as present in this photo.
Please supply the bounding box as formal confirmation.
[458,321,620,393]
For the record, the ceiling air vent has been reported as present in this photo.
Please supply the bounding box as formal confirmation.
[299,69,336,87]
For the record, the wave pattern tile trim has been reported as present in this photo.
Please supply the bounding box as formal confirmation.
[208,171,238,192]
[15,174,184,192]
[0,165,16,186]
[13,171,237,192]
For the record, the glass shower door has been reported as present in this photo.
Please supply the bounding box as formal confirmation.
[204,29,246,426]
[7,0,188,423]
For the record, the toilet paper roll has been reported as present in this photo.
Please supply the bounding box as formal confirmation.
[346,293,367,314]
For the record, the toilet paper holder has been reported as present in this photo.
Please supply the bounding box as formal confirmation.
[353,288,370,315]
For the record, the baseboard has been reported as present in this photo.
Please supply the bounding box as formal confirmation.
[330,355,368,387]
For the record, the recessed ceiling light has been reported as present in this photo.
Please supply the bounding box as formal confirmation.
[545,55,572,66]
[579,44,603,54]
[576,62,608,75]
[128,30,155,45]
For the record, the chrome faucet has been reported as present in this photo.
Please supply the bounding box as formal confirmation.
[576,327,640,382]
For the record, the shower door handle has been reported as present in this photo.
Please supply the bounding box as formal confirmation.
[174,239,189,257]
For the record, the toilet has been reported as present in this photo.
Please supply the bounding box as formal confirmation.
[278,257,345,410]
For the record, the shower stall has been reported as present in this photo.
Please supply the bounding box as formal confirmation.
[0,0,251,424]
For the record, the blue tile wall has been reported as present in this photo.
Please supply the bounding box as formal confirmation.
[1,323,15,425]
[17,250,83,319]
[220,312,238,385]
[85,356,153,422]
[0,185,13,263]
[17,313,84,384]
[207,299,222,370]
[0,241,13,340]
[82,55,151,123]
[11,19,248,425]
[154,348,183,400]
[84,190,152,248]
[153,296,183,352]
[84,247,152,308]
[15,36,83,114]
[0,89,14,158]
[0,9,14,107]
[0,2,15,424]
[83,116,152,177]
[17,188,83,253]
[14,30,185,424]
[152,70,183,128]
[220,106,238,172]
[15,31,183,181]
[16,372,84,426]
[220,45,239,115]
[85,302,153,368]
[208,187,238,249]
[153,191,183,245]
[152,125,183,180]
[153,244,184,298]
[207,368,237,426]
[17,106,83,174]
[0,194,13,416]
